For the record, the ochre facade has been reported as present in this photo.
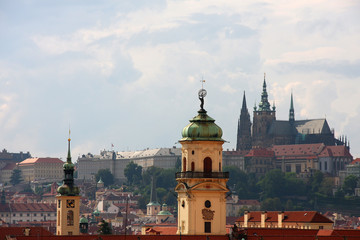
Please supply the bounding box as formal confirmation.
[56,195,81,235]
[175,93,229,235]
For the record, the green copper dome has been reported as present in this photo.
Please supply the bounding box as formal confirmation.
[180,109,224,142]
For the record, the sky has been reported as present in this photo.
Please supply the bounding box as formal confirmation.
[0,0,359,161]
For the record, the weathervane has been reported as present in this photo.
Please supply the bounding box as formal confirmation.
[198,78,207,110]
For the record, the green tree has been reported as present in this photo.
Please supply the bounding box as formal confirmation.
[124,162,142,185]
[284,172,306,196]
[258,169,285,199]
[98,219,112,235]
[95,169,114,187]
[10,169,23,186]
[261,197,282,211]
[35,186,44,196]
[342,175,358,195]
[318,178,334,197]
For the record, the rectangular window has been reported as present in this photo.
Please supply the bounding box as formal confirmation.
[205,222,211,233]
[325,162,328,171]
[286,165,291,172]
[296,164,301,174]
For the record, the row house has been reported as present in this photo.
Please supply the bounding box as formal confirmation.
[236,211,334,230]
[0,203,56,224]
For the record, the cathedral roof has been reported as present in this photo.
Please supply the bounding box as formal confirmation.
[294,119,332,135]
[268,121,297,136]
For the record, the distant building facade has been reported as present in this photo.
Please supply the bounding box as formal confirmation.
[77,148,181,181]
[17,158,64,183]
[0,149,31,184]
[236,211,333,229]
[236,77,348,151]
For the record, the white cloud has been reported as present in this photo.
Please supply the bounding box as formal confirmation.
[0,0,359,158]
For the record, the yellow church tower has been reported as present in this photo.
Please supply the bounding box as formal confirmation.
[175,86,229,235]
[56,136,81,235]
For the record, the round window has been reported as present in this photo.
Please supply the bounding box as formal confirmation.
[205,200,211,208]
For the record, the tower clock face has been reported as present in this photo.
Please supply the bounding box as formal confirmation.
[66,199,75,208]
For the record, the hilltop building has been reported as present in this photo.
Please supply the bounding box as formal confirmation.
[236,76,348,151]
[77,148,181,181]
[0,149,31,184]
[17,158,63,183]
[175,88,229,235]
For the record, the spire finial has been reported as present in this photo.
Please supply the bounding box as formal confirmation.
[198,78,207,111]
[67,127,71,163]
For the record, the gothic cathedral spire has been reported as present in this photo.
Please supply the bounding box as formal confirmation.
[258,74,271,111]
[236,91,252,151]
[289,92,295,122]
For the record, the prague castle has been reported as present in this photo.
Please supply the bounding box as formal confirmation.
[236,76,349,151]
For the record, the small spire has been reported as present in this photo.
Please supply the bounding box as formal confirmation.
[241,91,247,112]
[272,101,276,111]
[289,92,295,122]
[258,74,271,111]
[67,129,72,163]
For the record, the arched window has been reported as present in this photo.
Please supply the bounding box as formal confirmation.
[67,210,74,226]
[203,157,212,173]
[191,162,195,171]
[219,162,221,171]
[183,157,187,172]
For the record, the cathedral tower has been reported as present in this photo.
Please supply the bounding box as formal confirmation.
[236,91,252,151]
[175,87,229,235]
[252,75,276,148]
[56,136,80,236]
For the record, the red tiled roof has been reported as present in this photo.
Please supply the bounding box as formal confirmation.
[350,158,360,165]
[3,203,56,212]
[246,148,275,157]
[272,143,325,157]
[236,211,333,224]
[318,146,352,158]
[0,227,52,240]
[152,227,178,235]
[19,158,63,165]
[1,162,17,170]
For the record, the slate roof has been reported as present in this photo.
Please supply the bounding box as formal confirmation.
[268,120,297,136]
[294,119,332,135]
[117,148,181,159]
